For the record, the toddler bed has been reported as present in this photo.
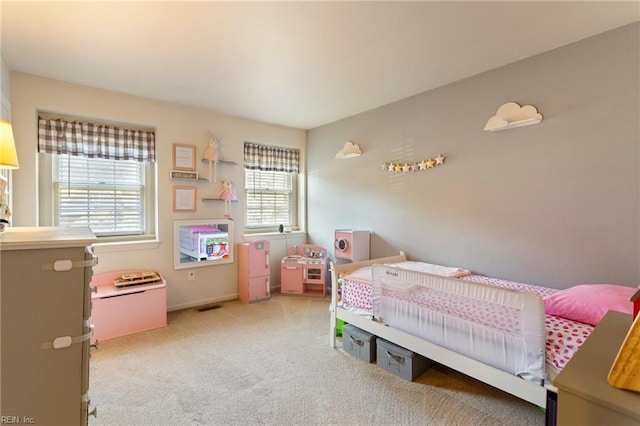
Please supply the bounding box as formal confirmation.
[328,253,595,409]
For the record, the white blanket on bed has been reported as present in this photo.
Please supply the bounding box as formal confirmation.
[345,261,471,283]
[390,261,471,278]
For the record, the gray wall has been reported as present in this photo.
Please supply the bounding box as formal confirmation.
[307,22,639,289]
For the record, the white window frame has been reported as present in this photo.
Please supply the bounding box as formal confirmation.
[38,153,156,242]
[244,168,298,234]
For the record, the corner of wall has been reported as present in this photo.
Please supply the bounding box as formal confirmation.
[0,51,11,120]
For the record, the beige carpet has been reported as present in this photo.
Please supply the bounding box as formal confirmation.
[88,294,544,425]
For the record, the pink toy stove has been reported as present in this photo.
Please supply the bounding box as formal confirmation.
[281,244,329,297]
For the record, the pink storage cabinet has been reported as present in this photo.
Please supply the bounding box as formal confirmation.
[90,270,167,342]
[238,240,270,303]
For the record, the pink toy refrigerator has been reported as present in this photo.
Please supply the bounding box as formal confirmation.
[238,240,270,303]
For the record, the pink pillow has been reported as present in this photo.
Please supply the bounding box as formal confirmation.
[544,284,634,326]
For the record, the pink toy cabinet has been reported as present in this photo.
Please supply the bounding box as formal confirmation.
[238,240,271,303]
[334,229,370,262]
[90,270,167,342]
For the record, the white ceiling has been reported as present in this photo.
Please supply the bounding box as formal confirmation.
[1,1,638,129]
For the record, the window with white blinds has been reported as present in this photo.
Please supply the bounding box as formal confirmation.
[54,155,145,236]
[245,168,295,231]
[37,114,156,242]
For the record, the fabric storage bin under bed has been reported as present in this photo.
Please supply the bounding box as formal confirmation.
[343,324,377,362]
[376,338,433,381]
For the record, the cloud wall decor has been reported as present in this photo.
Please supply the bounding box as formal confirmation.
[335,141,362,159]
[484,102,543,131]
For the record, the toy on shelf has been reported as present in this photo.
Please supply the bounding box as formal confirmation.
[203,134,220,183]
[219,180,237,219]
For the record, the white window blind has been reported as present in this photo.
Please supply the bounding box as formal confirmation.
[54,155,145,236]
[245,169,294,229]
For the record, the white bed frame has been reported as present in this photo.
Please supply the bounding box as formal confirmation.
[329,252,552,408]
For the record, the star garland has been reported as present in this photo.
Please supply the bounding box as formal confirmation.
[382,154,446,173]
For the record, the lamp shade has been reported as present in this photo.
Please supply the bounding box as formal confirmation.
[0,120,19,169]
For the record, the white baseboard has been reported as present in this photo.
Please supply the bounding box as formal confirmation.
[168,293,239,312]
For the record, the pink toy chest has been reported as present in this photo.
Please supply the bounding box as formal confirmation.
[90,270,167,342]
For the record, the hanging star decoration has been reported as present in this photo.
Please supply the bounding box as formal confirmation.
[384,154,446,173]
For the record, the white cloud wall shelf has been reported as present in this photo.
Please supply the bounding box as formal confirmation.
[484,102,543,131]
[335,141,362,159]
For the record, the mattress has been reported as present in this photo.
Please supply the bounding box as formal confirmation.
[339,262,594,377]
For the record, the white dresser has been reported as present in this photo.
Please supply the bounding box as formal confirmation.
[0,227,97,424]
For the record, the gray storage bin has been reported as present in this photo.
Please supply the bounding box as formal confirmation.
[343,324,377,363]
[376,338,433,381]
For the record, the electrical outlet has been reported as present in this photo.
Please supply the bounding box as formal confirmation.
[188,271,196,281]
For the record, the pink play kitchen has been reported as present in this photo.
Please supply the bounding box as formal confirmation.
[281,244,329,296]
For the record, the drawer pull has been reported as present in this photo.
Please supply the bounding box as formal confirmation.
[386,350,405,364]
[349,336,364,347]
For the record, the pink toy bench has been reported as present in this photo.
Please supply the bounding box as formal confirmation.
[90,270,167,342]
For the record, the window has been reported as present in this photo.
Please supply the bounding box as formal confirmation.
[54,155,145,236]
[244,142,299,233]
[245,168,295,230]
[38,115,156,242]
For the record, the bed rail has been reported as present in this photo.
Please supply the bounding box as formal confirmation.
[372,264,546,383]
[328,253,549,408]
[329,252,406,347]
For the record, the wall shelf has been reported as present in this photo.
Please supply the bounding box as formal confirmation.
[171,177,210,182]
[201,159,237,166]
[171,160,236,183]
[202,198,237,202]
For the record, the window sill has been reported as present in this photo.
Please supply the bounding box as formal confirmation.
[242,231,306,240]
[92,239,161,253]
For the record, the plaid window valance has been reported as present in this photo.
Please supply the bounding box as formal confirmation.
[244,142,299,173]
[38,117,156,162]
